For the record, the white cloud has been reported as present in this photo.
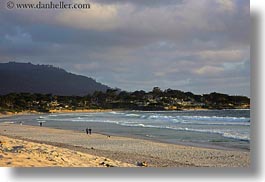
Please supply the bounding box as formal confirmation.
[197,50,245,63]
[216,0,236,12]
[55,1,119,31]
[4,27,32,45]
[194,65,224,75]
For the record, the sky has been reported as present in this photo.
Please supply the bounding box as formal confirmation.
[0,0,250,96]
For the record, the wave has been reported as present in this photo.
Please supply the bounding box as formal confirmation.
[173,127,250,141]
[44,112,250,127]
[140,114,249,123]
[174,120,250,126]
[48,115,58,117]
[46,111,249,122]
[118,122,250,141]
[38,111,250,142]
[125,113,140,117]
[109,111,125,115]
[179,115,249,122]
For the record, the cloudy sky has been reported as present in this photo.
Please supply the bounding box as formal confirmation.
[0,0,250,96]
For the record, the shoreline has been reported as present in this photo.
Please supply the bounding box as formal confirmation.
[48,109,114,114]
[0,123,250,167]
[0,110,250,152]
[0,111,42,119]
[0,109,114,119]
[94,129,249,152]
[0,107,250,118]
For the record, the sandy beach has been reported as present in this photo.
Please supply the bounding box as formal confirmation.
[0,135,134,167]
[0,109,112,118]
[0,111,41,119]
[0,123,250,167]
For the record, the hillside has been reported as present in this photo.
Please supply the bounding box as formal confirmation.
[0,62,110,96]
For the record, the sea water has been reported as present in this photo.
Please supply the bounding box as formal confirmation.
[0,109,250,150]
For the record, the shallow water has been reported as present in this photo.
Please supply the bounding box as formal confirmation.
[0,109,250,150]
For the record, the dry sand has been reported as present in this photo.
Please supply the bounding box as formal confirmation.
[0,123,250,167]
[0,109,111,118]
[0,111,41,119]
[48,109,113,114]
[0,135,134,167]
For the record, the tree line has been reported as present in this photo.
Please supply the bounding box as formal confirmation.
[0,87,250,113]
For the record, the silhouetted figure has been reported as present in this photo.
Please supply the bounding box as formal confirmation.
[40,122,42,127]
[86,128,89,135]
[89,128,92,135]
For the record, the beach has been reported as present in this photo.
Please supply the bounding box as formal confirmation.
[0,135,134,167]
[0,111,41,119]
[0,109,112,118]
[0,123,250,167]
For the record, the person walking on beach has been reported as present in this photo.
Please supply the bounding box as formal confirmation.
[86,128,89,135]
[89,128,92,135]
[40,122,42,127]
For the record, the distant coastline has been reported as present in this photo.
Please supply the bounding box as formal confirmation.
[0,63,250,113]
[0,109,112,118]
[0,110,41,118]
[0,107,250,120]
[0,88,250,116]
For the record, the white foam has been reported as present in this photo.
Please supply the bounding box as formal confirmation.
[125,114,140,117]
[118,122,250,141]
[169,127,250,141]
[37,111,250,142]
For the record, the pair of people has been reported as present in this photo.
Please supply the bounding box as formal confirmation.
[86,128,92,135]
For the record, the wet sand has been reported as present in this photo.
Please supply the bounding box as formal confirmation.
[0,123,250,167]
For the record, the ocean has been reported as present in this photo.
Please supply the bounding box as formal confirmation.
[0,109,250,150]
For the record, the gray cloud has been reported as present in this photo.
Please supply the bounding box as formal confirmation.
[0,0,250,96]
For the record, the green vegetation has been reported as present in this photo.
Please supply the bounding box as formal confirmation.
[0,87,250,113]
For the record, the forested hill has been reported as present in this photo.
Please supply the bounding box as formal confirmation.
[0,62,110,96]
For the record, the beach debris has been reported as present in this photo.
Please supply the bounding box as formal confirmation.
[3,122,14,124]
[105,163,115,167]
[136,161,148,167]
[99,161,115,167]
[47,157,55,162]
[4,145,24,153]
